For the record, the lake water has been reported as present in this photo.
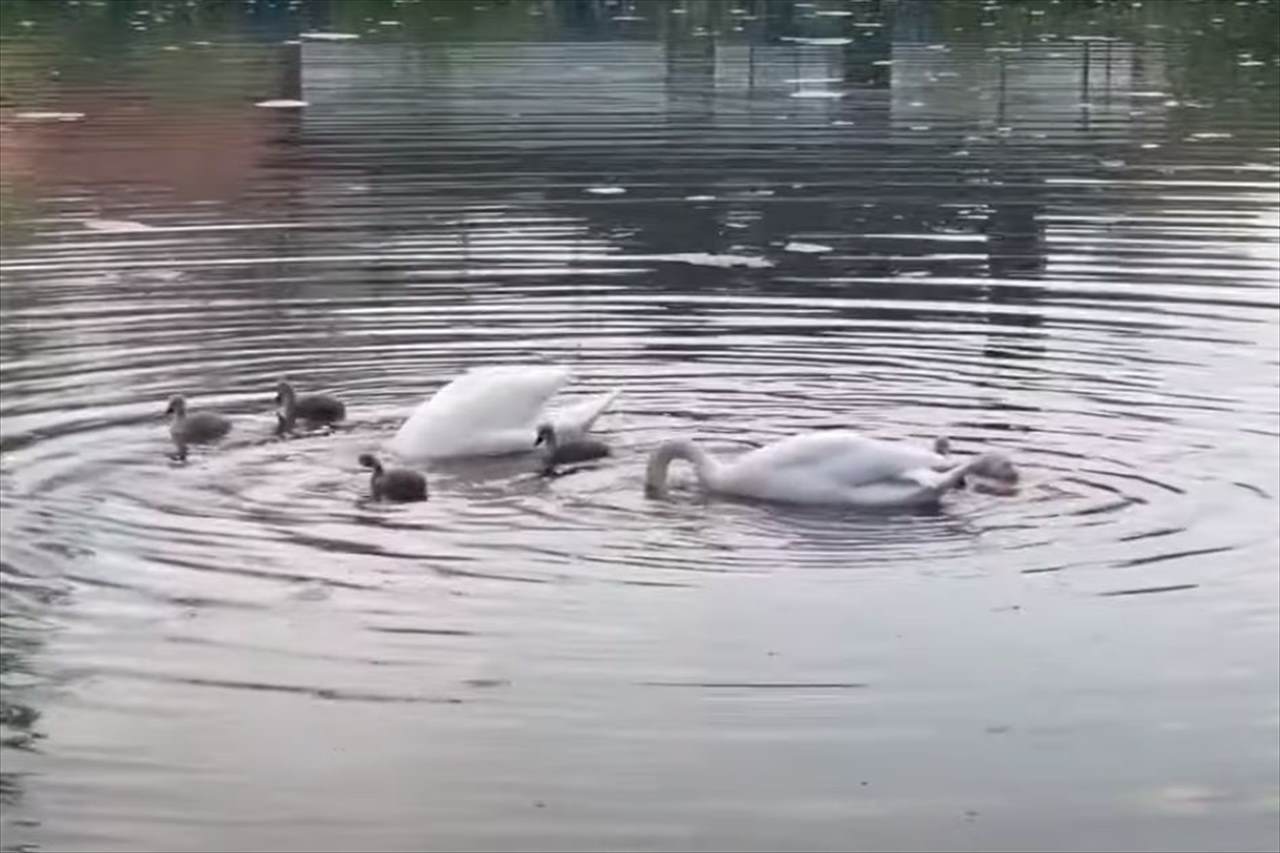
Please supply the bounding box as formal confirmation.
[1,1,1278,850]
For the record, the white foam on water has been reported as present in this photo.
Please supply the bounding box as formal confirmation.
[783,241,833,254]
[83,219,155,233]
[300,32,360,41]
[14,111,85,122]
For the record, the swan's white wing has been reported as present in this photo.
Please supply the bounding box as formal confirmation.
[427,365,569,421]
[549,389,621,439]
[389,365,570,459]
[728,431,944,486]
[716,431,953,505]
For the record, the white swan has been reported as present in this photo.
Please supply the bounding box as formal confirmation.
[644,430,1017,508]
[388,365,620,460]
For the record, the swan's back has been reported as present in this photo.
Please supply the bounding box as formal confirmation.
[389,365,570,459]
[719,431,952,505]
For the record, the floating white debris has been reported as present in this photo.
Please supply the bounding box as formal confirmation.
[685,195,717,201]
[650,253,773,269]
[813,9,853,15]
[1190,132,1233,139]
[585,186,627,195]
[162,44,181,51]
[83,218,154,233]
[612,15,645,21]
[872,59,894,66]
[379,20,402,26]
[780,36,852,45]
[255,99,308,108]
[1140,143,1161,149]
[832,120,854,126]
[790,90,845,99]
[300,31,360,41]
[784,241,833,254]
[14,111,85,122]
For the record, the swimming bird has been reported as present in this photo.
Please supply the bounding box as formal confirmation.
[644,430,1017,508]
[388,365,619,460]
[357,453,427,502]
[165,394,231,460]
[534,423,610,475]
[275,379,345,433]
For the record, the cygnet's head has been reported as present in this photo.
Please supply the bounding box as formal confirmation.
[533,423,555,447]
[164,395,186,418]
[275,379,295,406]
[970,451,1019,484]
[357,453,382,472]
[933,436,951,456]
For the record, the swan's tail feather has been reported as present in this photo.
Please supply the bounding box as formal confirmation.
[551,388,621,437]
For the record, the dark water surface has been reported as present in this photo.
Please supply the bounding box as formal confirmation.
[1,1,1278,850]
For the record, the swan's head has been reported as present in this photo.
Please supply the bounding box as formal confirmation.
[357,453,383,473]
[275,379,295,407]
[533,423,556,448]
[933,436,951,456]
[164,395,186,418]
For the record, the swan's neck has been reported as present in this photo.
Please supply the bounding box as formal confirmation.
[277,387,297,422]
[645,438,719,495]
